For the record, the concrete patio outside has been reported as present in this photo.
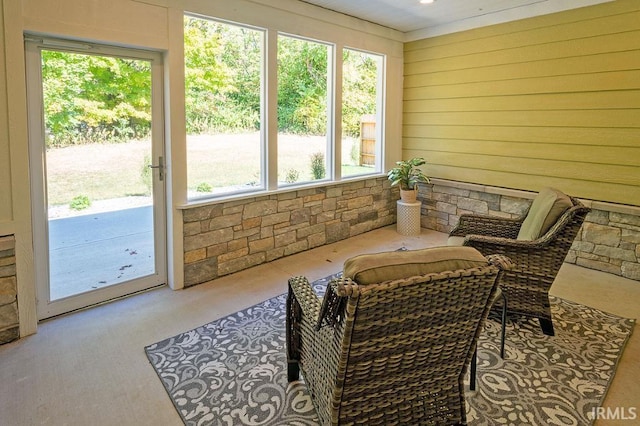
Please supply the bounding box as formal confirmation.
[48,204,155,300]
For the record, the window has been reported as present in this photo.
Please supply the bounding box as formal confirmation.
[183,14,387,201]
[341,49,384,177]
[277,35,331,186]
[184,16,264,199]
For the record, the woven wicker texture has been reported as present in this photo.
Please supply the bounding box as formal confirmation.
[397,200,422,235]
[286,249,510,426]
[449,195,590,336]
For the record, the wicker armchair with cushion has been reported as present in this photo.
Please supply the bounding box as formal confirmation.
[448,187,590,336]
[286,246,512,426]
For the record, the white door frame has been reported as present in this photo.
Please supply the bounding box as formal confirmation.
[25,37,168,320]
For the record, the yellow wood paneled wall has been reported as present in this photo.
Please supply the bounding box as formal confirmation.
[403,0,640,206]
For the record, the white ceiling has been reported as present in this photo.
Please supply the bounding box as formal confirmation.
[299,0,614,39]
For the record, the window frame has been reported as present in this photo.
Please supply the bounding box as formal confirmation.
[183,14,267,201]
[340,46,386,179]
[275,32,334,189]
[182,12,388,203]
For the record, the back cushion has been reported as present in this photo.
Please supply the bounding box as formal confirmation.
[343,246,488,285]
[517,187,573,240]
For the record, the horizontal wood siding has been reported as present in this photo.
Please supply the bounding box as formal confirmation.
[403,0,640,206]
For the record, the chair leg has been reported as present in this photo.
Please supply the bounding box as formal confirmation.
[539,318,555,336]
[499,291,507,358]
[470,348,477,391]
[286,285,302,382]
[288,360,300,382]
[473,291,507,391]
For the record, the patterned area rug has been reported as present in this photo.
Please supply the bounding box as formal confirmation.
[145,274,634,426]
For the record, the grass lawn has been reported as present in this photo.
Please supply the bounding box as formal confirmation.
[46,140,151,206]
[46,133,376,209]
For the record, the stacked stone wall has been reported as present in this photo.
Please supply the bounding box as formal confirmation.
[571,211,640,280]
[182,177,397,287]
[418,180,640,281]
[0,235,19,345]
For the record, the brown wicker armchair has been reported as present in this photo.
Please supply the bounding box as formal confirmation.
[286,246,511,426]
[448,188,590,336]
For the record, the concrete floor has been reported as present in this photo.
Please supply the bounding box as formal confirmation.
[0,226,638,425]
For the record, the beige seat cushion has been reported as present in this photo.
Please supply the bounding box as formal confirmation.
[447,236,466,246]
[517,187,573,240]
[343,246,488,285]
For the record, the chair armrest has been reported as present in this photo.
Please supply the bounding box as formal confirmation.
[287,276,322,365]
[486,254,515,271]
[450,214,522,239]
[288,276,354,331]
[288,276,322,321]
[464,231,553,250]
[463,234,557,273]
[316,277,357,330]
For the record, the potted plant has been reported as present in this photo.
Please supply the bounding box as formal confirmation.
[387,157,430,202]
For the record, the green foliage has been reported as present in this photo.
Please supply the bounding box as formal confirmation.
[284,169,300,183]
[342,50,381,138]
[69,195,91,211]
[277,36,328,135]
[350,139,360,165]
[41,18,380,149]
[310,152,326,180]
[42,50,151,147]
[184,16,261,134]
[196,182,213,192]
[140,154,152,194]
[387,157,430,190]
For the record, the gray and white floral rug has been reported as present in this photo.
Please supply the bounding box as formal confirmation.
[145,274,634,426]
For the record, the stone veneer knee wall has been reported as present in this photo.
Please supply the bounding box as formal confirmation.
[182,177,397,287]
[0,235,19,345]
[418,180,640,282]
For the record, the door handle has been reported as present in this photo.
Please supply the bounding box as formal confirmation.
[148,156,164,181]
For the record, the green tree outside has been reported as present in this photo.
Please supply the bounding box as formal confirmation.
[42,50,151,147]
[41,21,380,146]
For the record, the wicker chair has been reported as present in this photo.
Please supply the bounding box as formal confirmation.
[448,189,590,336]
[286,246,511,426]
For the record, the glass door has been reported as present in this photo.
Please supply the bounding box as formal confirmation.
[25,38,167,319]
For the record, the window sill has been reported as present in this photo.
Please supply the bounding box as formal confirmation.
[176,173,387,210]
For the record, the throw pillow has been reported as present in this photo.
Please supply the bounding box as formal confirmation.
[517,187,572,240]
